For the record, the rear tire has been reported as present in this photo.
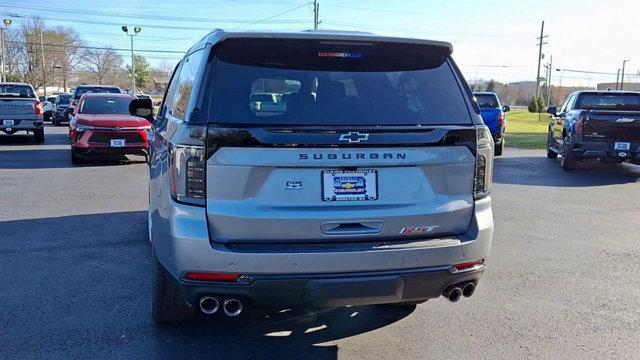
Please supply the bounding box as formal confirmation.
[547,130,558,159]
[560,138,577,171]
[70,148,82,164]
[152,256,194,323]
[34,129,45,143]
[494,141,503,156]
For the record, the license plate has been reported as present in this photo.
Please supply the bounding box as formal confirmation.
[3,120,14,126]
[322,169,378,201]
[110,139,126,147]
[614,142,630,151]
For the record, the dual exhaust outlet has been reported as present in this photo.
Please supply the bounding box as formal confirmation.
[443,282,476,303]
[199,296,243,317]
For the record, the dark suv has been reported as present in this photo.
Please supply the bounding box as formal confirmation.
[148,30,495,322]
[68,85,122,118]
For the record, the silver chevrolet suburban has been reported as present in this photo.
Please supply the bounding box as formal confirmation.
[0,83,44,142]
[147,30,494,322]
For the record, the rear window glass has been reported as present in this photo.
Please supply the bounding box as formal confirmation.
[475,94,499,108]
[57,94,72,104]
[74,87,121,99]
[576,93,640,111]
[80,97,131,114]
[0,84,36,98]
[209,39,471,126]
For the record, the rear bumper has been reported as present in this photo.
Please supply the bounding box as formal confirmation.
[150,196,493,307]
[571,140,640,164]
[0,119,43,134]
[176,265,484,308]
[74,146,148,157]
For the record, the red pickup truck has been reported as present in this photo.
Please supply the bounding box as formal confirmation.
[69,93,152,163]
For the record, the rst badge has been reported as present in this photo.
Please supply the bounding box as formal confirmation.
[400,225,439,235]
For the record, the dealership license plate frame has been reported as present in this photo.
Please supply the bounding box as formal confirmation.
[321,169,378,202]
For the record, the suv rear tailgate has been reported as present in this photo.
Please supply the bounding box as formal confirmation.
[206,145,475,243]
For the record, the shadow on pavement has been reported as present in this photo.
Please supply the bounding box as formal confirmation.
[494,155,640,187]
[0,211,414,359]
[0,148,145,169]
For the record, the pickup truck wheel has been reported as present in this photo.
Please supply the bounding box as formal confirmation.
[560,139,577,171]
[494,141,504,156]
[34,129,45,143]
[152,257,194,323]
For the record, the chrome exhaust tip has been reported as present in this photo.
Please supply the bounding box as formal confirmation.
[223,298,243,317]
[199,296,220,315]
[462,282,476,298]
[444,287,463,303]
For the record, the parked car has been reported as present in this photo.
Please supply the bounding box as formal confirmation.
[474,92,509,156]
[42,95,57,122]
[547,90,640,170]
[69,93,152,163]
[68,85,122,118]
[0,83,44,142]
[147,30,495,322]
[52,93,73,126]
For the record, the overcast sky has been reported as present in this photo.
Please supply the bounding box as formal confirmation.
[1,0,639,86]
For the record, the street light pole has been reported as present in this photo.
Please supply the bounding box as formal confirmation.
[1,18,12,83]
[615,69,621,90]
[122,26,141,94]
[620,60,630,90]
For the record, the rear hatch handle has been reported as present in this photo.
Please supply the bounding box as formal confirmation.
[321,220,383,236]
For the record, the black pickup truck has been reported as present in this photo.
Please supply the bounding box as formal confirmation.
[546,91,640,170]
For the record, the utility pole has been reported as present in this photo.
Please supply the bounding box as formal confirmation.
[535,20,548,98]
[615,69,621,90]
[620,60,629,90]
[0,19,11,82]
[313,0,319,30]
[39,28,47,96]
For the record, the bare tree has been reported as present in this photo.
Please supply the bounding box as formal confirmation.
[83,47,123,85]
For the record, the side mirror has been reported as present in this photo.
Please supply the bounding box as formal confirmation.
[546,106,557,115]
[129,98,154,121]
[502,105,510,112]
[68,107,75,115]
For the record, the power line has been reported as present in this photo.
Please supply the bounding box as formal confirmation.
[0,12,308,32]
[0,3,309,24]
[232,2,312,30]
[7,40,185,54]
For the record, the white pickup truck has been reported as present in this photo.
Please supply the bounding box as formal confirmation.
[0,83,44,143]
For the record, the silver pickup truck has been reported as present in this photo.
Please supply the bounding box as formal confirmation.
[0,83,45,143]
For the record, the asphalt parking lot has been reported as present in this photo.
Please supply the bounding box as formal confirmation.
[1,124,640,359]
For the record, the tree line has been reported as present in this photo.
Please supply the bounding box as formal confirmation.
[2,18,174,94]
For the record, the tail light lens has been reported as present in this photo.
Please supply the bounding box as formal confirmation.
[474,125,494,200]
[169,124,207,206]
[34,100,43,116]
[497,113,504,128]
[575,113,587,135]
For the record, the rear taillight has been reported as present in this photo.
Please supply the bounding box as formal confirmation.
[474,126,494,200]
[575,113,587,135]
[497,113,504,128]
[34,100,43,116]
[169,124,207,206]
